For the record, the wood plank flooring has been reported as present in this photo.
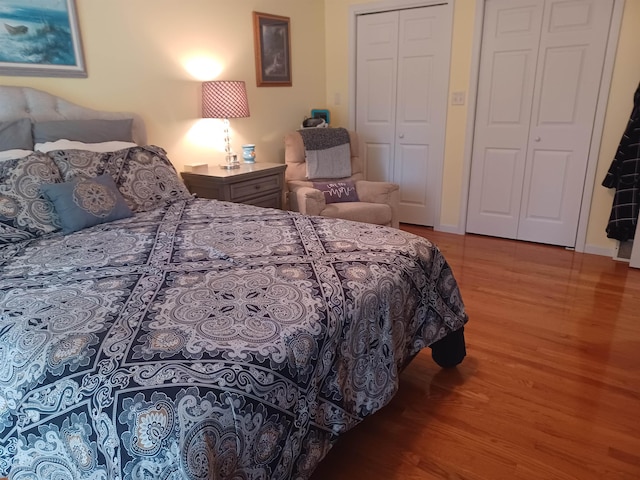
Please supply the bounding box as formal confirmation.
[311,225,640,480]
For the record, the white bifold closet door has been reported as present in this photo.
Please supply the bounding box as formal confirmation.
[356,5,451,226]
[466,0,614,247]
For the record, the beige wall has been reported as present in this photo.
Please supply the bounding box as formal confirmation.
[2,0,638,253]
[586,0,640,253]
[325,0,640,253]
[0,0,327,171]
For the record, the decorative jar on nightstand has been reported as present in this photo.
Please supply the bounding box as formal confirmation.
[242,144,256,163]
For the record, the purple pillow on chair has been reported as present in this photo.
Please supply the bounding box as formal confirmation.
[313,180,359,204]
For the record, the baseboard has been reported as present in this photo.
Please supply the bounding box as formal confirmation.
[583,244,616,258]
[434,224,464,235]
[426,231,619,258]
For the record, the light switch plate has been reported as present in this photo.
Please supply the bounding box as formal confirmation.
[451,91,465,105]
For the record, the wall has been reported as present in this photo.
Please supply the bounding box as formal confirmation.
[0,0,327,172]
[324,0,640,254]
[2,0,637,254]
[585,0,640,254]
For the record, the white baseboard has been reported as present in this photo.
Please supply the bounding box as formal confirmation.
[434,224,464,235]
[427,231,617,259]
[583,244,615,258]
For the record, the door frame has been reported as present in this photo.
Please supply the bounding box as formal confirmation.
[459,0,625,252]
[348,0,454,230]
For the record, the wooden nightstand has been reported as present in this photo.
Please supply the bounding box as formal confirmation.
[181,163,287,209]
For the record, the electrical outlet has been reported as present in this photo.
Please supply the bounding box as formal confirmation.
[451,91,465,106]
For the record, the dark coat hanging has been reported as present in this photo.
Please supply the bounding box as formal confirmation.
[602,82,640,241]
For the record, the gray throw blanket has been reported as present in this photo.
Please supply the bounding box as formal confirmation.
[299,127,352,179]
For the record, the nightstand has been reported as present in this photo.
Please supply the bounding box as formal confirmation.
[181,163,287,209]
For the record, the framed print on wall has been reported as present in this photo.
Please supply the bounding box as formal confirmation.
[0,0,86,78]
[252,11,291,87]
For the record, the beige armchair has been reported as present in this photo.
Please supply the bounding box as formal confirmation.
[284,130,399,228]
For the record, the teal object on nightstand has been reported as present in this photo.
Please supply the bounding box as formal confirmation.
[242,144,256,163]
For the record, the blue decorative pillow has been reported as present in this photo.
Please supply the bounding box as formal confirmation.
[313,180,359,204]
[40,174,133,234]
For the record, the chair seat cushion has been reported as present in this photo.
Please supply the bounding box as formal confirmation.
[321,201,392,226]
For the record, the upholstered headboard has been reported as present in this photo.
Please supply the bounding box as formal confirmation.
[0,86,147,145]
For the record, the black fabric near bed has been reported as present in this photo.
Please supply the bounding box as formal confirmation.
[0,198,467,479]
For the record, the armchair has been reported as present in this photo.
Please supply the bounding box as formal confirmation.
[284,130,399,228]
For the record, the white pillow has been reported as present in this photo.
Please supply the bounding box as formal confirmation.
[34,139,138,153]
[0,149,34,161]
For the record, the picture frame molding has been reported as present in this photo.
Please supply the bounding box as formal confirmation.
[0,0,87,78]
[252,11,292,87]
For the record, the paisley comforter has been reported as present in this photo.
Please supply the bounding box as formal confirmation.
[0,198,467,479]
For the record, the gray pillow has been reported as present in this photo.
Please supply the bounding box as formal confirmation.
[0,118,33,150]
[47,145,192,213]
[33,118,134,144]
[41,173,133,234]
[110,145,193,212]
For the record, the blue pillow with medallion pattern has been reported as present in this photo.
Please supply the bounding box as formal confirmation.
[40,173,133,234]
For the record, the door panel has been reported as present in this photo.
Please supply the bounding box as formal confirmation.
[523,149,570,220]
[517,0,613,246]
[394,6,449,225]
[488,51,530,124]
[466,0,543,238]
[397,144,429,207]
[480,148,520,216]
[356,5,451,226]
[365,143,393,182]
[356,11,398,182]
[468,0,614,247]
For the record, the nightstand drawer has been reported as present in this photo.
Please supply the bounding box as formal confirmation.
[247,192,283,209]
[230,173,282,200]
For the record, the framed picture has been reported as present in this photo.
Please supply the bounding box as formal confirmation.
[252,11,291,87]
[0,0,86,78]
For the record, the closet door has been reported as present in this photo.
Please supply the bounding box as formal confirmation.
[517,0,614,245]
[393,7,450,225]
[467,0,614,247]
[355,11,399,183]
[356,5,451,226]
[466,0,543,239]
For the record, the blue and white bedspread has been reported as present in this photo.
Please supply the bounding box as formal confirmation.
[0,198,467,479]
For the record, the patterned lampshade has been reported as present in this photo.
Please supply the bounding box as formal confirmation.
[202,80,250,119]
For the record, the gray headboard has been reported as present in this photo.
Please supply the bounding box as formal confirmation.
[0,86,147,145]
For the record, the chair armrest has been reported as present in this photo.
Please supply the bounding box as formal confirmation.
[355,181,400,228]
[287,183,326,216]
[355,180,399,203]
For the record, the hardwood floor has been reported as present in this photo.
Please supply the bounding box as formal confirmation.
[311,226,640,480]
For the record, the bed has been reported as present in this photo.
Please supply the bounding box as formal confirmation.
[0,86,467,479]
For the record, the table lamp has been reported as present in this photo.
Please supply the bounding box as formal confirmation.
[202,80,250,170]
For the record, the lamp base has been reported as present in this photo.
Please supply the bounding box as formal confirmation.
[219,153,240,170]
[219,163,241,170]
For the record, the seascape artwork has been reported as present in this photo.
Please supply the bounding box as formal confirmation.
[0,0,85,76]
